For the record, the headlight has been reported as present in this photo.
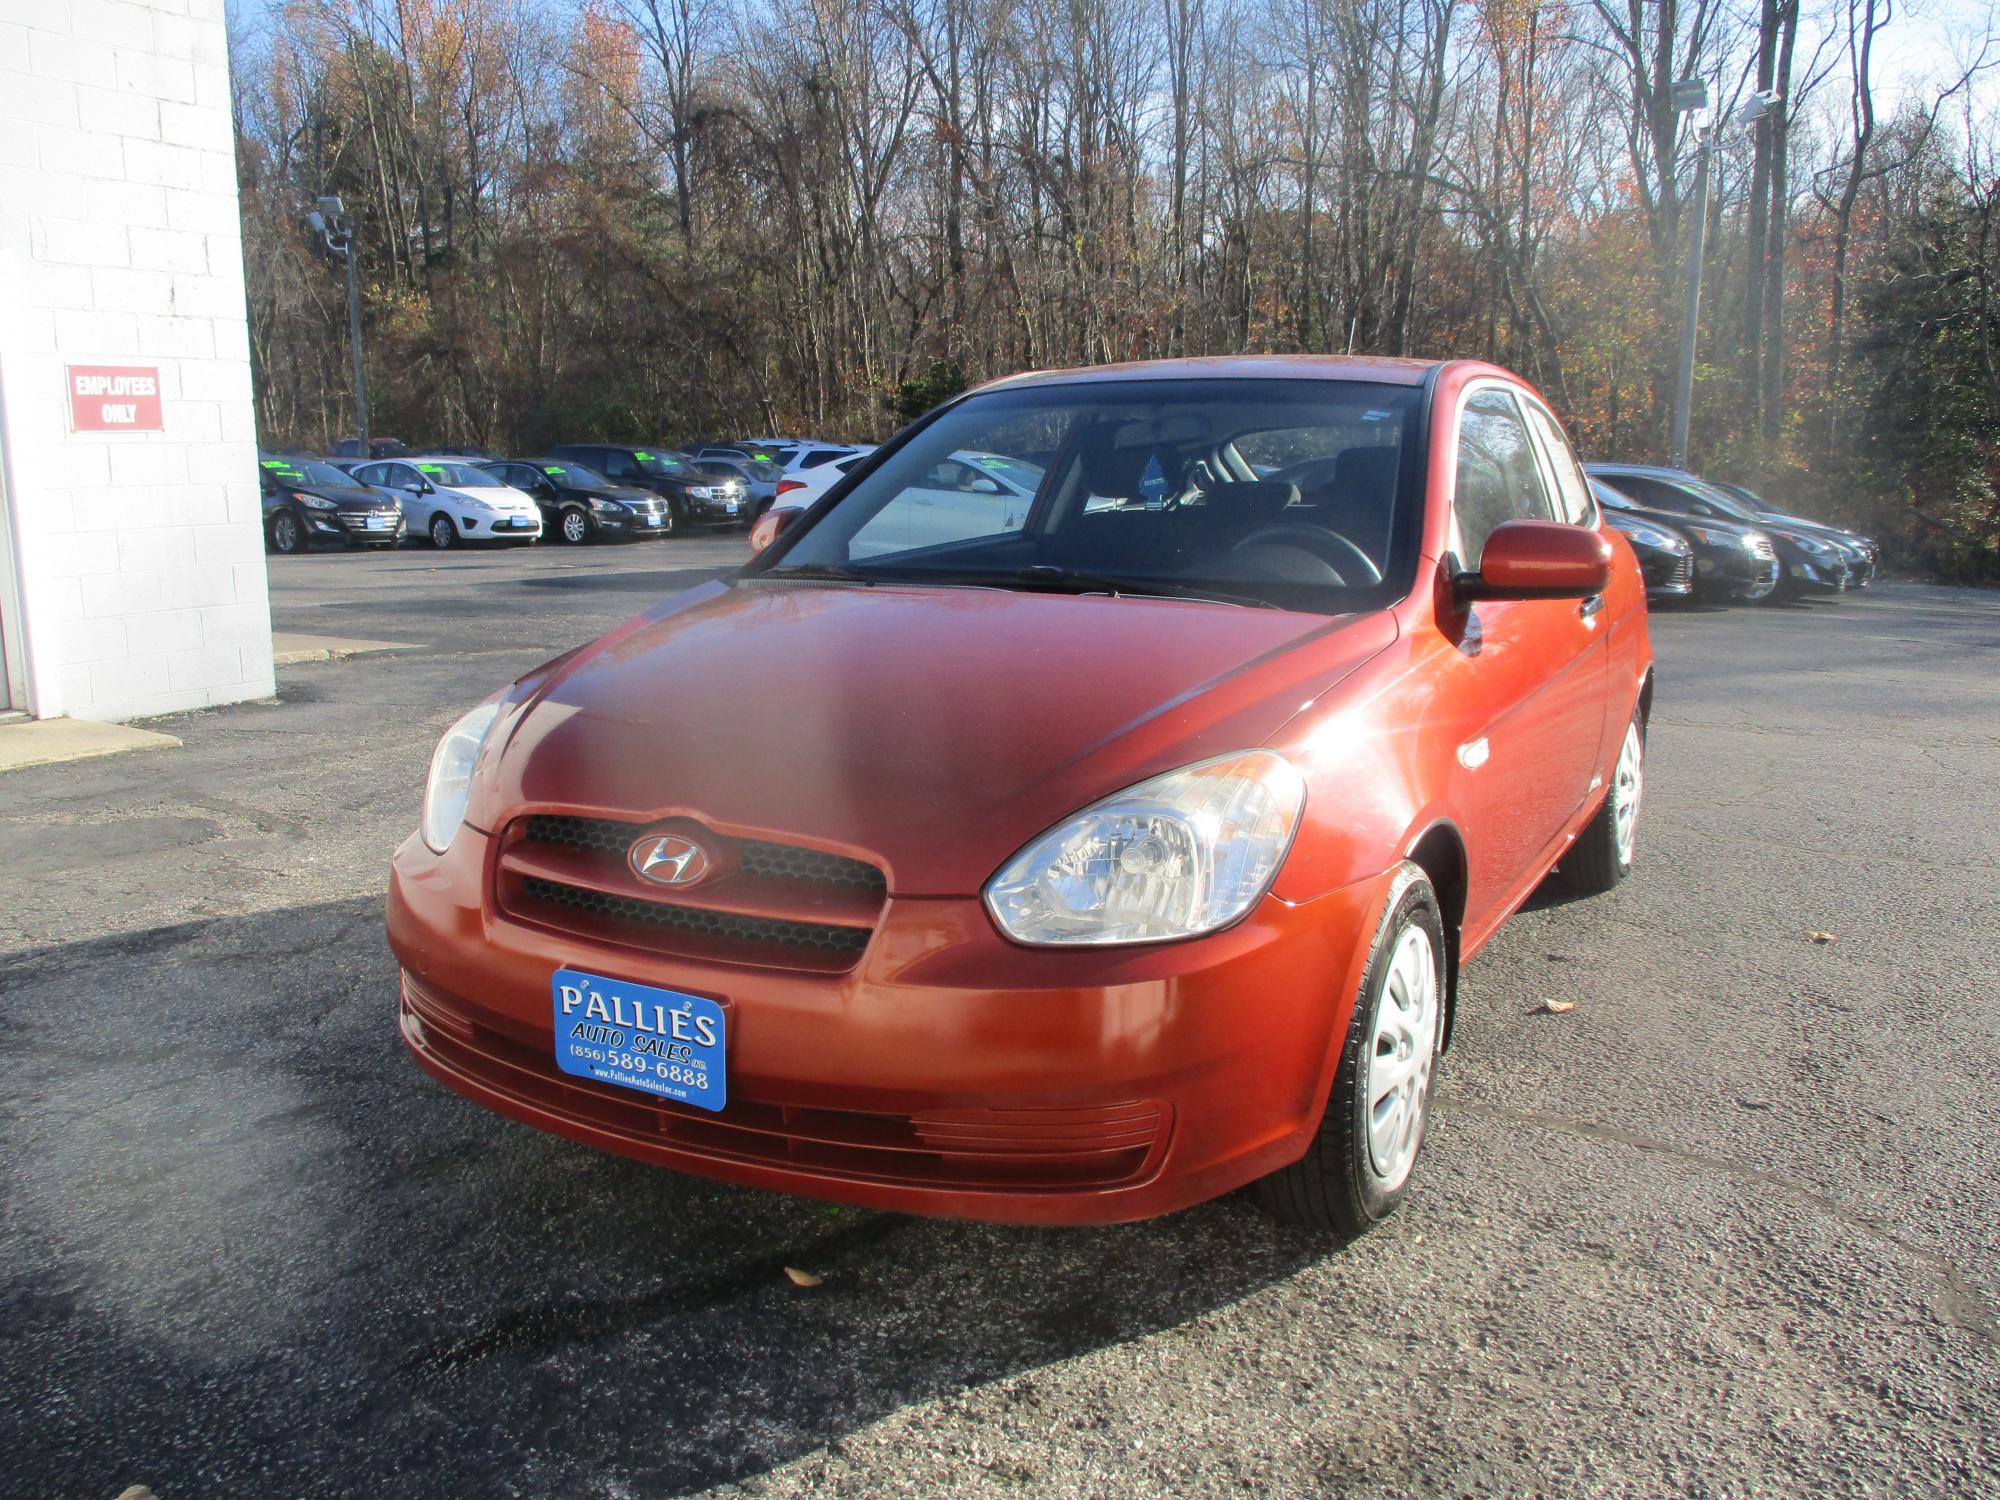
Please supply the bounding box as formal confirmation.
[421,700,503,853]
[457,494,494,511]
[984,751,1306,946]
[1794,536,1830,555]
[688,485,725,500]
[1622,522,1680,549]
[1685,525,1747,548]
[295,492,335,510]
[587,496,621,512]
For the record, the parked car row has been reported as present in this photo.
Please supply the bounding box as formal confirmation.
[1585,464,1878,606]
[260,439,877,554]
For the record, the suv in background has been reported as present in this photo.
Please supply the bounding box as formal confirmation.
[329,437,411,461]
[545,444,749,532]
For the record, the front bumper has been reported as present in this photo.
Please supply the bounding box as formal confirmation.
[464,513,543,539]
[387,826,1389,1224]
[683,493,749,524]
[1639,548,1694,598]
[311,508,405,544]
[1694,548,1780,601]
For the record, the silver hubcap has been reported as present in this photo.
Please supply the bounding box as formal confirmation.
[564,511,587,542]
[432,517,452,547]
[1365,924,1441,1187]
[1612,721,1643,867]
[275,516,298,549]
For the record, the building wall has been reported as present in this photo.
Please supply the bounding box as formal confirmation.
[0,0,273,722]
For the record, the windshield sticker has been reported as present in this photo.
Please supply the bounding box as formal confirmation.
[418,463,447,473]
[1139,451,1168,510]
[260,459,297,469]
[543,466,566,476]
[633,450,653,459]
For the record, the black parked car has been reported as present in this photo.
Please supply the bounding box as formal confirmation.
[1590,478,1778,604]
[543,444,750,532]
[484,459,672,543]
[1587,464,1850,601]
[1705,480,1878,586]
[1597,498,1695,602]
[258,453,403,554]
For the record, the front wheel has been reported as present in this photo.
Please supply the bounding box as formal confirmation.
[267,510,307,555]
[429,513,459,550]
[559,507,591,544]
[1563,710,1644,894]
[1256,864,1446,1236]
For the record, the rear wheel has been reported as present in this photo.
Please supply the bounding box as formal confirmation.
[429,513,458,549]
[1256,864,1445,1237]
[1563,710,1644,894]
[267,510,306,555]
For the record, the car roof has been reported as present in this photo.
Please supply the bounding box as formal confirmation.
[976,353,1442,393]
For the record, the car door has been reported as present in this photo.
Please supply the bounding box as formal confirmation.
[1443,385,1611,928]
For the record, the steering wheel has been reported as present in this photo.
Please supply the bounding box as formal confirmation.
[1228,524,1383,586]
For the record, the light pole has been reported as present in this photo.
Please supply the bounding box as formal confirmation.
[1669,84,1780,470]
[306,194,368,453]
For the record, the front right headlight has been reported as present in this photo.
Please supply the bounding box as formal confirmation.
[984,751,1306,946]
[421,699,503,853]
[1684,525,1744,548]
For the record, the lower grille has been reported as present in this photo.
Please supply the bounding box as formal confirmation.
[519,875,870,957]
[404,974,1167,1192]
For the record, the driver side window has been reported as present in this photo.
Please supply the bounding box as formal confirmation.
[1453,389,1555,565]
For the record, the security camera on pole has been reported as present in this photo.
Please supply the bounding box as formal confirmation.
[306,194,368,454]
[1669,83,1781,470]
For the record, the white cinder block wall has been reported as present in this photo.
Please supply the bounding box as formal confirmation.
[0,0,274,722]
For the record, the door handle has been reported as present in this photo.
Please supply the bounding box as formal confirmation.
[1578,594,1604,620]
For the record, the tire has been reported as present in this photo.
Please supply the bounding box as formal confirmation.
[559,507,591,545]
[1256,863,1446,1237]
[429,513,458,550]
[267,510,307,555]
[1563,709,1645,894]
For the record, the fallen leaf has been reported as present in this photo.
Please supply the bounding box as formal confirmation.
[783,1266,823,1288]
[1806,930,1837,944]
[1542,999,1576,1015]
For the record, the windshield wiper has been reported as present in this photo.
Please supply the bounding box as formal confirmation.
[753,563,879,584]
[1011,564,1279,609]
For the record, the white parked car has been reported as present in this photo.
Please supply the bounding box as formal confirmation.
[847,449,1041,557]
[779,442,873,476]
[770,448,873,511]
[353,456,545,549]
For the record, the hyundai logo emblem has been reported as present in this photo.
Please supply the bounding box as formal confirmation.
[629,834,711,887]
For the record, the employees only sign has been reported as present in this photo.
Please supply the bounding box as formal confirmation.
[66,365,164,432]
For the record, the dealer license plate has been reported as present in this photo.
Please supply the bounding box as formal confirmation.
[365,515,392,529]
[726,499,739,514]
[552,967,726,1111]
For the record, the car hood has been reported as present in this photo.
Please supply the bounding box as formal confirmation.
[1759,511,1864,545]
[447,485,539,508]
[475,583,1397,895]
[297,484,397,509]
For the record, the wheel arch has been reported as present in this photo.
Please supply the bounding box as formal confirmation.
[1403,819,1468,1051]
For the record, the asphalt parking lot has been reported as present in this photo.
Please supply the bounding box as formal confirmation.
[2,542,1997,1498]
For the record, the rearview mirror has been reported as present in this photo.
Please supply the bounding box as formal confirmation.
[749,507,804,555]
[1453,520,1612,605]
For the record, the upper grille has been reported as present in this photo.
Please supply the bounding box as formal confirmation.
[1748,536,1777,561]
[523,815,884,894]
[500,814,885,971]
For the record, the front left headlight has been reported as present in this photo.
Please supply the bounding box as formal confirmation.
[421,699,503,853]
[984,751,1306,946]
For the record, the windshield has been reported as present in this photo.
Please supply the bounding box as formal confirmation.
[413,460,501,487]
[759,378,1423,613]
[262,458,352,488]
[540,461,610,487]
[1683,481,1761,522]
[632,449,689,475]
[1590,479,1638,512]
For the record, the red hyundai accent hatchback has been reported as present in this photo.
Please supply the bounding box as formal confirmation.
[388,357,1651,1233]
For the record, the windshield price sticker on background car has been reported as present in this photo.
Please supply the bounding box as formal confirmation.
[551,968,727,1111]
[418,464,447,474]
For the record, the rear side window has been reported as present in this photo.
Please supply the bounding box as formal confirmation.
[1453,388,1555,564]
[800,448,846,470]
[600,451,637,479]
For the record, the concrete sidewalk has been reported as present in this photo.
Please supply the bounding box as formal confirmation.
[0,716,181,773]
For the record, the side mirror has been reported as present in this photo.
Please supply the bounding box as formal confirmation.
[967,476,1003,495]
[749,507,805,555]
[1453,519,1612,605]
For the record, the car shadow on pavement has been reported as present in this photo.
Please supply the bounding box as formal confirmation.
[0,896,1335,1498]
